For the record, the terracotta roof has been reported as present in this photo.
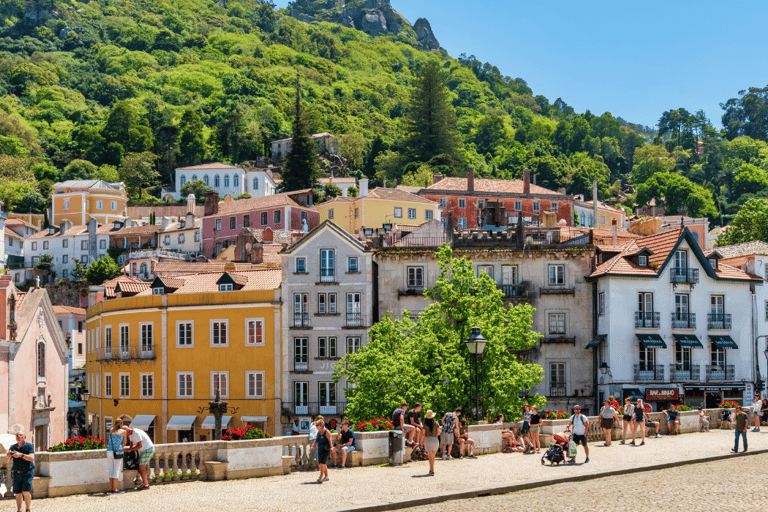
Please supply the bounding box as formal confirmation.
[102,276,148,298]
[367,187,438,205]
[711,241,768,259]
[152,262,257,274]
[52,305,86,316]
[426,178,564,196]
[5,218,38,231]
[578,200,625,214]
[4,227,23,238]
[136,269,281,295]
[115,281,151,294]
[262,244,283,265]
[28,225,88,239]
[318,177,356,185]
[395,185,422,194]
[714,263,763,281]
[320,196,356,205]
[176,162,241,171]
[127,205,206,218]
[110,225,161,236]
[214,191,314,216]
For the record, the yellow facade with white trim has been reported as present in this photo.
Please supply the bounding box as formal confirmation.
[319,197,439,234]
[52,184,128,226]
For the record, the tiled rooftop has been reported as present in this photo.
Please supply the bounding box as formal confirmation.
[711,241,768,259]
[135,269,282,295]
[367,187,438,205]
[425,178,564,196]
[215,190,314,216]
[52,305,86,316]
[176,162,241,171]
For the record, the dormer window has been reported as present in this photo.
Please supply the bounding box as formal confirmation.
[153,287,164,295]
[709,258,718,269]
[638,255,647,266]
[219,284,233,292]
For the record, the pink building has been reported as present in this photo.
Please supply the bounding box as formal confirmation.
[0,276,69,451]
[201,190,319,257]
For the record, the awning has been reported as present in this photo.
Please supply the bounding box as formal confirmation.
[637,334,666,348]
[586,334,606,349]
[241,416,269,423]
[201,415,233,430]
[166,415,197,430]
[673,334,703,348]
[129,415,157,430]
[710,335,738,349]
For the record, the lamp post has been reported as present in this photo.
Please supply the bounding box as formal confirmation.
[209,391,228,441]
[80,389,90,436]
[464,327,487,421]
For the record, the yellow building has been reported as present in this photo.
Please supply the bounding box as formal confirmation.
[318,182,440,235]
[85,268,282,443]
[51,180,128,226]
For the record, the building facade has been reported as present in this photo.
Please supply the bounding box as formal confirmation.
[168,163,277,200]
[51,180,127,226]
[271,132,339,159]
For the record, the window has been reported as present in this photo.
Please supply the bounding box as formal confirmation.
[274,210,281,224]
[179,233,185,243]
[598,292,605,316]
[408,208,416,219]
[246,319,264,346]
[348,257,359,273]
[246,371,264,399]
[296,257,306,273]
[140,323,153,354]
[394,207,402,218]
[765,301,768,322]
[97,200,103,209]
[320,249,335,282]
[181,176,187,187]
[119,325,129,355]
[141,374,154,398]
[110,200,117,211]
[253,177,259,190]
[407,266,424,289]
[548,313,566,335]
[37,341,45,378]
[548,264,565,285]
[230,217,236,230]
[501,265,518,285]
[105,326,112,350]
[78,240,85,251]
[233,175,239,187]
[318,293,338,314]
[177,372,193,398]
[319,382,336,412]
[477,265,494,279]
[676,344,692,369]
[243,215,250,228]
[533,201,540,212]
[294,338,309,370]
[99,239,106,249]
[346,293,362,326]
[219,283,233,292]
[354,208,359,219]
[346,336,361,354]
[64,199,69,210]
[177,321,193,347]
[438,198,447,207]
[711,295,724,315]
[675,293,689,317]
[43,241,48,250]
[63,255,68,264]
[119,374,130,398]
[294,293,309,326]
[192,174,198,181]
[601,215,606,225]
[318,337,338,358]
[105,374,112,398]
[213,175,220,187]
[675,250,687,269]
[165,235,171,245]
[458,199,466,208]
[211,371,229,398]
[211,320,228,346]
[195,232,200,242]
[425,210,433,220]
[514,201,522,211]
[549,362,566,396]
[153,287,164,295]
[458,217,467,229]
[638,255,647,266]
[105,417,113,437]
[551,202,558,211]
[261,212,268,225]
[328,209,334,220]
[224,174,230,187]
[301,211,308,224]
[294,381,308,410]
[32,242,37,251]
[215,219,222,232]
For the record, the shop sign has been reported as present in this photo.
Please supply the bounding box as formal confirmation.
[646,388,679,401]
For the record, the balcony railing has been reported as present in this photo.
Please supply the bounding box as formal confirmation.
[705,365,735,382]
[634,364,664,381]
[549,386,567,397]
[293,360,309,372]
[707,313,732,330]
[282,402,348,417]
[635,312,660,328]
[671,313,696,329]
[670,267,699,284]
[498,284,527,300]
[670,364,700,381]
[345,312,363,328]
[399,286,424,297]
[94,346,156,361]
[293,312,310,328]
[319,270,335,283]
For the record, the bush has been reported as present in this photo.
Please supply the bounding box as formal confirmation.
[48,436,105,452]
[353,417,394,432]
[220,425,271,440]
[718,400,739,409]
[543,410,569,420]
[675,405,692,412]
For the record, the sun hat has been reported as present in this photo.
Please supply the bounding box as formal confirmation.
[425,410,436,419]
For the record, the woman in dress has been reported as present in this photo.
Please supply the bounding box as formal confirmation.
[310,420,333,483]
[107,418,129,493]
[423,410,440,475]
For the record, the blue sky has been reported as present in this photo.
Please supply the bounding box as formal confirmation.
[273,1,768,128]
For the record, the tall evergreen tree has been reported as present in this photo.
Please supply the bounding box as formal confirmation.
[405,60,463,170]
[279,68,320,192]
[178,108,206,168]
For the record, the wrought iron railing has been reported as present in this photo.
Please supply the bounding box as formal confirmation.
[345,312,363,327]
[94,346,156,361]
[633,364,664,381]
[635,311,660,328]
[498,284,527,299]
[706,365,735,381]
[293,312,310,328]
[293,361,309,372]
[707,313,732,330]
[671,313,696,329]
[670,364,700,381]
[670,267,699,284]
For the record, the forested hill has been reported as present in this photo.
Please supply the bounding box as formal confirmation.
[2,0,758,227]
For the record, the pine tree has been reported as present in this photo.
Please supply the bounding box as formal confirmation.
[405,60,463,169]
[280,68,320,192]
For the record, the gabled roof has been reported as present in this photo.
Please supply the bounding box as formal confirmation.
[52,305,86,316]
[135,269,281,295]
[176,162,241,171]
[114,281,151,296]
[152,261,258,274]
[102,276,148,298]
[16,288,68,359]
[367,187,439,205]
[53,180,123,190]
[283,220,366,254]
[425,178,564,196]
[214,190,314,216]
[151,276,186,291]
[217,272,247,289]
[110,225,161,236]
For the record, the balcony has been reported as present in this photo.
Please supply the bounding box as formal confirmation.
[94,346,156,362]
[498,284,528,301]
[671,313,696,329]
[670,267,699,284]
[319,270,335,283]
[399,287,424,297]
[293,361,309,372]
[706,365,735,381]
[549,386,567,397]
[282,402,348,416]
[707,313,732,330]
[345,312,363,328]
[635,312,660,329]
[292,312,310,329]
[541,336,576,345]
[634,364,665,381]
[670,364,700,381]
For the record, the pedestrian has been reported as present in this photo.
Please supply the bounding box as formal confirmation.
[311,420,333,482]
[732,406,748,453]
[663,404,680,435]
[423,410,440,475]
[441,408,460,460]
[529,405,542,453]
[609,395,619,409]
[392,402,415,441]
[107,418,128,494]
[620,397,635,445]
[631,398,647,445]
[291,419,300,435]
[124,426,155,490]
[566,405,589,463]
[762,399,768,426]
[6,425,34,512]
[330,420,356,469]
[521,403,532,437]
[455,419,477,458]
[495,413,505,425]
[751,394,762,432]
[406,403,425,448]
[721,407,732,429]
[599,399,619,446]
[309,415,323,465]
[699,407,710,432]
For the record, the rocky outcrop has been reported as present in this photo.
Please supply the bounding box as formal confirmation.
[413,18,440,51]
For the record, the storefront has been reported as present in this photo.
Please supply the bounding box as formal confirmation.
[684,385,748,408]
[644,387,680,411]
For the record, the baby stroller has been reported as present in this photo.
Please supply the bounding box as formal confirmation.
[541,429,573,465]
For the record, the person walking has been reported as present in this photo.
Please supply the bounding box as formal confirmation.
[309,415,323,465]
[621,397,635,445]
[631,398,648,445]
[599,400,619,446]
[310,419,333,482]
[6,425,34,512]
[107,418,128,493]
[529,405,542,453]
[566,406,589,463]
[124,426,155,490]
[699,407,710,432]
[752,394,762,432]
[441,409,460,460]
[423,410,440,475]
[732,406,748,453]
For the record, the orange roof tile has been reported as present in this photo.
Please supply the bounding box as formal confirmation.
[426,178,564,196]
[136,269,281,295]
[176,162,240,171]
[367,187,438,205]
[52,305,86,316]
[214,191,314,216]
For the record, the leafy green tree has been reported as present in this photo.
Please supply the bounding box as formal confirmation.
[35,254,54,275]
[568,152,610,199]
[71,259,88,282]
[280,69,321,192]
[178,108,206,168]
[119,152,160,199]
[717,199,768,245]
[732,163,768,200]
[335,245,545,422]
[323,183,342,199]
[236,192,252,200]
[401,164,433,188]
[722,87,768,141]
[636,172,718,218]
[0,181,36,211]
[13,191,47,213]
[85,256,121,285]
[180,179,213,200]
[339,132,367,170]
[62,159,98,181]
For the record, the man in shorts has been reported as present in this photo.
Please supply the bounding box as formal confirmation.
[6,425,34,512]
[566,405,590,463]
[330,420,356,468]
[441,408,461,460]
[392,402,415,440]
[125,426,155,490]
[406,403,425,448]
[663,404,680,435]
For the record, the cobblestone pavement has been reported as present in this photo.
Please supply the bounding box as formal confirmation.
[17,429,768,512]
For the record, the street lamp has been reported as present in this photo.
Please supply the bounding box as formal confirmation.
[209,391,228,441]
[80,389,90,436]
[464,327,487,421]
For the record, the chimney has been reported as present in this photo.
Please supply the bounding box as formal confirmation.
[467,166,474,192]
[161,217,170,230]
[533,174,537,186]
[187,194,196,214]
[433,173,443,185]
[523,168,530,195]
[359,178,369,198]
[204,190,219,216]
[60,220,71,235]
[612,219,617,246]
[592,180,599,228]
[186,212,194,229]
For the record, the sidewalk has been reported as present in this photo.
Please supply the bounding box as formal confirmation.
[23,429,768,512]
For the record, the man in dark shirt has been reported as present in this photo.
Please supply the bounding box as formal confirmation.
[6,426,35,512]
[406,403,425,448]
[663,405,680,435]
[330,420,356,468]
[733,406,748,453]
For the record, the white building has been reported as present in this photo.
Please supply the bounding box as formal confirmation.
[5,218,37,284]
[271,133,339,159]
[280,220,375,432]
[166,163,277,200]
[588,228,764,410]
[158,212,202,255]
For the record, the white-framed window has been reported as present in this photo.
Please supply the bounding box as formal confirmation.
[294,338,309,370]
[246,371,265,399]
[394,207,403,218]
[177,321,193,347]
[459,199,466,208]
[425,210,433,220]
[438,198,447,207]
[140,323,153,355]
[211,371,229,398]
[215,174,220,187]
[638,255,647,266]
[99,239,106,249]
[407,266,424,288]
[177,372,194,398]
[141,373,154,398]
[261,212,268,225]
[320,249,335,282]
[104,326,112,350]
[152,287,164,295]
[548,312,566,335]
[514,200,522,210]
[317,292,336,314]
[224,174,230,187]
[111,201,117,210]
[551,202,558,211]
[549,362,566,396]
[43,241,48,250]
[179,233,185,243]
[81,240,88,250]
[119,373,130,398]
[533,201,540,212]
[408,208,416,219]
[477,265,494,279]
[346,336,361,354]
[296,257,306,273]
[319,382,336,411]
[548,264,565,285]
[348,257,359,273]
[234,174,239,187]
[64,199,70,210]
[318,336,338,358]
[215,219,222,231]
[104,374,112,398]
[501,265,518,285]
[246,318,264,346]
[81,255,88,264]
[219,283,233,291]
[211,320,228,346]
[97,200,103,209]
[164,235,171,245]
[458,217,467,229]
[119,324,129,354]
[598,292,605,316]
[346,293,362,326]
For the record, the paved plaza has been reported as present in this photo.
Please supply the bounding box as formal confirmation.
[17,429,768,512]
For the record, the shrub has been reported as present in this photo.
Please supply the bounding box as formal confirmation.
[675,405,692,412]
[48,436,105,452]
[543,410,569,420]
[220,425,271,440]
[718,400,739,409]
[354,417,394,432]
